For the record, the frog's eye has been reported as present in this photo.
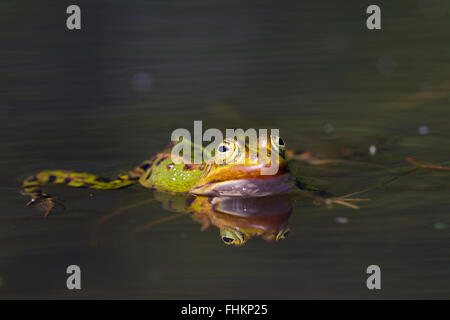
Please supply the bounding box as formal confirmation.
[218,145,229,152]
[275,226,290,241]
[215,138,241,164]
[220,228,247,246]
[270,135,286,155]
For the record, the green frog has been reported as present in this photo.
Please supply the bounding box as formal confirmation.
[22,134,361,216]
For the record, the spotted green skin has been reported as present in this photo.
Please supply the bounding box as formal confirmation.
[139,153,205,193]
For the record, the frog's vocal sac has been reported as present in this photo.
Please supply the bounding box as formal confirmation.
[22,135,303,216]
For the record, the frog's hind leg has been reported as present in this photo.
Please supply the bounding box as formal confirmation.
[294,180,368,210]
[321,197,369,210]
[21,163,150,216]
[295,189,368,210]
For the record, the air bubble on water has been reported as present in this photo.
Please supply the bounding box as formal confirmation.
[418,125,430,136]
[376,55,397,76]
[434,222,448,230]
[336,217,349,224]
[369,145,377,156]
[147,270,162,283]
[419,83,433,93]
[322,34,349,53]
[131,72,152,92]
[323,123,334,134]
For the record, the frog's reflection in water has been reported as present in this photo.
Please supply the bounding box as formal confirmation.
[154,192,292,246]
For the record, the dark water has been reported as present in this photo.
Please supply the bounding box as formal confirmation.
[1,0,450,299]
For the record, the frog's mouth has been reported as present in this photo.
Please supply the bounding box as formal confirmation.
[189,173,295,197]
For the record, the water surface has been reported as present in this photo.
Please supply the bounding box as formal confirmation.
[1,0,449,299]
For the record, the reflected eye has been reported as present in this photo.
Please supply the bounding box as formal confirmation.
[276,226,290,241]
[270,135,286,155]
[220,228,247,246]
[215,138,241,164]
[222,237,234,243]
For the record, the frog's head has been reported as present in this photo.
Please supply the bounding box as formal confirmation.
[190,134,295,197]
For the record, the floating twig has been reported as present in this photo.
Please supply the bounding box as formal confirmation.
[405,157,450,171]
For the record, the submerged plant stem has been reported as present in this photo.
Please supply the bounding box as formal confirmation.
[341,167,422,199]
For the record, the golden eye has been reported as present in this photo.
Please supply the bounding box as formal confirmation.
[220,228,246,246]
[215,138,240,164]
[276,226,290,241]
[270,135,286,155]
